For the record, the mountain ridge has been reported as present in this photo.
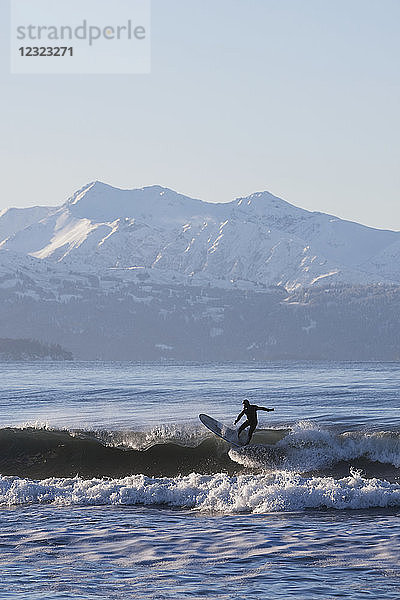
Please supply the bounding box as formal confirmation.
[0,182,399,290]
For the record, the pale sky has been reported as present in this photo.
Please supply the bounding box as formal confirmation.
[1,0,399,230]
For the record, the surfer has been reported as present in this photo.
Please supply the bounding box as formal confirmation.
[234,399,274,445]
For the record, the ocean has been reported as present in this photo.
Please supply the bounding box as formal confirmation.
[0,361,399,599]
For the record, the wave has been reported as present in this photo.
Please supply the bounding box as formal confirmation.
[0,426,235,479]
[1,469,400,513]
[1,422,400,481]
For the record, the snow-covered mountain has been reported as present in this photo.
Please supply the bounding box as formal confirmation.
[1,181,399,290]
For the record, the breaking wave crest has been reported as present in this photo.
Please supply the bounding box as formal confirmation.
[229,421,400,476]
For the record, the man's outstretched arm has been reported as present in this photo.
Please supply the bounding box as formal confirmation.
[256,406,274,412]
[234,410,245,424]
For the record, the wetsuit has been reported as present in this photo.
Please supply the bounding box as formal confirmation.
[234,403,274,444]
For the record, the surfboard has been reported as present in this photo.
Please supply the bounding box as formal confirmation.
[199,414,243,448]
[199,414,290,448]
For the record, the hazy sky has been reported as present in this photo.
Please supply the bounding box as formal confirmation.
[1,0,399,230]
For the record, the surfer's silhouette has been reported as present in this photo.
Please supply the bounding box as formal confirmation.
[234,399,274,445]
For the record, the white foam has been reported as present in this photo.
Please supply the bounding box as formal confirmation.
[1,469,400,513]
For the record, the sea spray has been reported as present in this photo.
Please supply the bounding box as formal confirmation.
[229,421,400,472]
